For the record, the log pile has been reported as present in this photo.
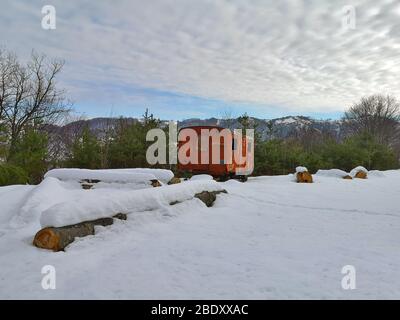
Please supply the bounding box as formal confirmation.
[33,190,227,251]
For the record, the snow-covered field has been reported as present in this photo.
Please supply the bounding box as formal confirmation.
[1,170,400,299]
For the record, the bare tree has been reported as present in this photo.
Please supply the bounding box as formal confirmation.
[343,94,400,145]
[220,108,236,131]
[0,49,71,157]
[288,126,336,152]
[46,113,87,167]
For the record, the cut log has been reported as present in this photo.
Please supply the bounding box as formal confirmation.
[81,179,101,184]
[296,171,313,183]
[343,175,353,180]
[81,183,94,190]
[355,171,367,179]
[33,188,226,252]
[151,179,162,187]
[169,190,227,207]
[80,179,100,190]
[194,190,227,207]
[33,213,127,251]
[168,177,182,185]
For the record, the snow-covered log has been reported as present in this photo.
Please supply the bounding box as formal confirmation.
[295,166,313,183]
[40,180,225,228]
[45,168,159,183]
[194,190,227,207]
[168,177,182,185]
[33,213,127,251]
[33,187,227,251]
[46,168,164,189]
[315,169,350,179]
[350,166,368,179]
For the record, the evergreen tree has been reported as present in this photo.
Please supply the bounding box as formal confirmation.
[67,126,102,169]
[8,129,48,184]
[107,112,161,168]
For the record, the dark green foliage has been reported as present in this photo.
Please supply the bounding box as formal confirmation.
[254,133,399,175]
[107,112,162,169]
[0,163,28,186]
[66,126,102,169]
[107,120,148,168]
[8,129,48,184]
[254,139,303,175]
[0,123,7,160]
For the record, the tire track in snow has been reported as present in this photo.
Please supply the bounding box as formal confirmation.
[226,191,400,219]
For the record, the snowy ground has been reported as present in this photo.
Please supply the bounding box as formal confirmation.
[1,170,400,299]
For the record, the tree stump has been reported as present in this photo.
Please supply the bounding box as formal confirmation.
[354,171,367,179]
[296,171,313,183]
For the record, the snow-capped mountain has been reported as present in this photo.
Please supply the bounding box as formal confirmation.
[47,115,343,141]
[177,116,343,140]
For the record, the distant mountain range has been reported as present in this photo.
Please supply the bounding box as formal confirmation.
[47,116,344,141]
[177,116,343,140]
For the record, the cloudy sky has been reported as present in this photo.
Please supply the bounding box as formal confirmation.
[1,0,400,120]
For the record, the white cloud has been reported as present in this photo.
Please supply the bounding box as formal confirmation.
[2,0,400,114]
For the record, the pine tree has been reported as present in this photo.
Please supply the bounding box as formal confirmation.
[67,126,101,169]
[8,129,48,184]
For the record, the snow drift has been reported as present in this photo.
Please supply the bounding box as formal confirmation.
[190,174,214,181]
[350,166,368,178]
[315,169,349,178]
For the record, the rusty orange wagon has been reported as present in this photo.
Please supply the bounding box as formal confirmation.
[177,126,252,181]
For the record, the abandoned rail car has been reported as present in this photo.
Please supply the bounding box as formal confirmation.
[177,126,252,181]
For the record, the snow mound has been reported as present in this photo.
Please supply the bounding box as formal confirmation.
[295,166,308,173]
[40,180,224,228]
[315,169,349,178]
[190,174,214,181]
[349,166,368,178]
[9,177,73,228]
[368,170,385,178]
[0,185,34,225]
[45,168,157,183]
